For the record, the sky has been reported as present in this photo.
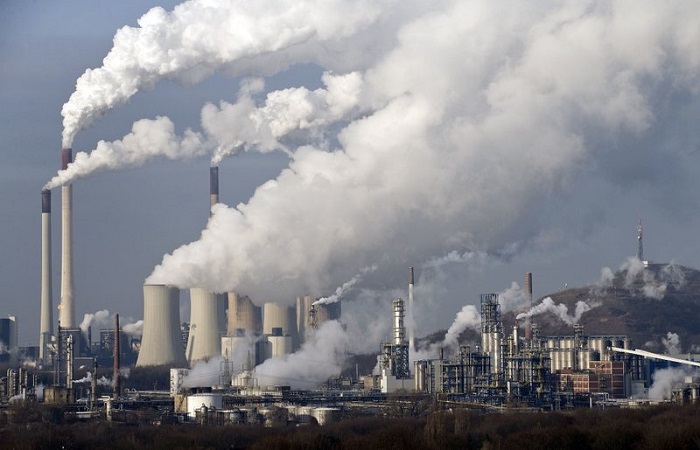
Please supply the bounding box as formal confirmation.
[2,0,700,350]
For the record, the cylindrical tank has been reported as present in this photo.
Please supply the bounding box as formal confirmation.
[313,407,340,425]
[228,292,262,336]
[187,288,221,363]
[187,393,223,418]
[39,189,53,362]
[136,284,186,367]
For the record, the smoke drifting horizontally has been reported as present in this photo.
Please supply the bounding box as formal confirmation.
[62,0,700,304]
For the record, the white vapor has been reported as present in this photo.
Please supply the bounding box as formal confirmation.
[46,117,207,189]
[79,309,111,338]
[516,297,600,326]
[662,331,681,355]
[648,366,698,401]
[122,320,143,338]
[62,1,700,307]
[442,305,480,349]
[254,320,347,389]
[314,265,377,305]
[61,0,393,147]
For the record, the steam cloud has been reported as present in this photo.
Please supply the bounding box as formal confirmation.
[254,320,347,389]
[516,297,600,326]
[79,309,111,337]
[314,265,377,305]
[662,331,681,355]
[60,1,700,305]
[61,0,389,147]
[648,366,698,401]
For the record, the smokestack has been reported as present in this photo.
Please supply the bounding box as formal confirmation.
[525,272,533,341]
[408,266,415,352]
[392,298,407,345]
[39,189,53,363]
[136,284,186,367]
[113,314,120,401]
[210,166,219,209]
[60,148,75,328]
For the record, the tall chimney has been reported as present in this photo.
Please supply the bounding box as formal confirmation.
[408,266,415,352]
[210,166,219,209]
[39,189,53,363]
[113,314,120,401]
[59,148,75,328]
[524,272,533,341]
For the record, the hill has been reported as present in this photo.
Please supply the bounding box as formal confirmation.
[502,262,700,354]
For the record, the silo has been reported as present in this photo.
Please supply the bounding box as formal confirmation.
[227,292,261,336]
[136,284,185,367]
[186,288,221,363]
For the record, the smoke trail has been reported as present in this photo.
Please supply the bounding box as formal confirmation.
[254,320,347,389]
[134,1,700,304]
[516,297,599,326]
[442,305,480,349]
[46,117,207,189]
[314,264,377,305]
[61,0,393,147]
[662,332,681,355]
[79,309,111,338]
[122,320,144,338]
[207,72,364,165]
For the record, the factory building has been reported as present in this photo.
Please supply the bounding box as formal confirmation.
[0,316,18,363]
[379,298,412,393]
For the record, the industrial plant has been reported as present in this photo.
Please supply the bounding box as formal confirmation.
[2,160,700,425]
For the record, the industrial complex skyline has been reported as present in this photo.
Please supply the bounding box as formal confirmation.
[2,0,700,348]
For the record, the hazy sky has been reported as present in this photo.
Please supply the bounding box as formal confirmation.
[2,0,700,347]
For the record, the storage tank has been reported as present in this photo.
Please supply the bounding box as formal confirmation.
[313,407,341,425]
[136,285,186,367]
[187,392,223,418]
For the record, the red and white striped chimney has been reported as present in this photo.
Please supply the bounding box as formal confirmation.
[60,148,75,328]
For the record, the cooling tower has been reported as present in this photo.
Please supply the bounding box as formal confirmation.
[59,148,75,328]
[227,292,262,336]
[267,335,293,358]
[263,302,295,337]
[186,288,221,363]
[136,284,185,367]
[314,302,341,327]
[39,189,53,363]
[295,295,314,347]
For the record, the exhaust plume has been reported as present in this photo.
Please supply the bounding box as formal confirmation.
[313,264,377,305]
[516,297,600,326]
[64,0,698,306]
[79,309,111,337]
[46,117,207,189]
[61,0,390,147]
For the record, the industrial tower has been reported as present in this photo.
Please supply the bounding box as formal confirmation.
[637,217,644,262]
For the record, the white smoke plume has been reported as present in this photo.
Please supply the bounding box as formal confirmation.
[72,372,113,387]
[207,72,364,165]
[122,320,144,338]
[60,1,699,304]
[621,258,687,300]
[314,265,377,305]
[79,309,111,338]
[182,356,225,388]
[442,305,481,349]
[61,0,393,147]
[516,297,600,326]
[589,266,615,297]
[254,320,348,389]
[662,332,681,355]
[46,117,207,189]
[648,366,698,401]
